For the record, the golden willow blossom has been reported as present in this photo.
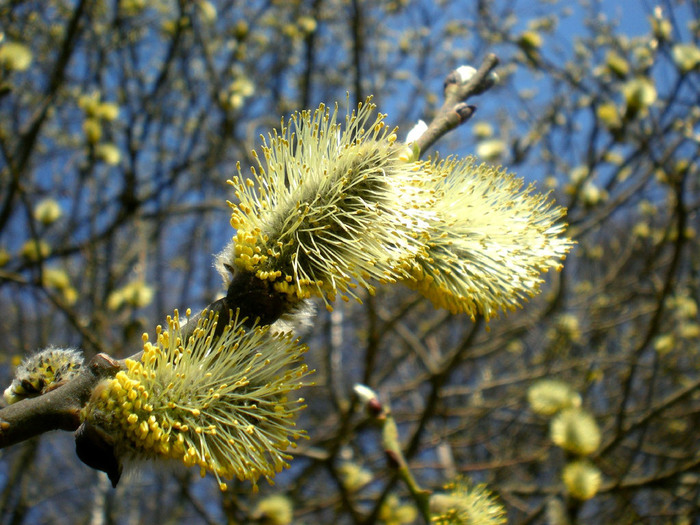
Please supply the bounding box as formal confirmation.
[550,407,601,456]
[430,479,507,525]
[527,378,582,416]
[219,98,572,321]
[220,98,434,312]
[562,459,603,500]
[398,157,572,321]
[81,310,310,491]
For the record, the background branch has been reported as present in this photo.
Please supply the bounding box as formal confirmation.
[415,53,499,155]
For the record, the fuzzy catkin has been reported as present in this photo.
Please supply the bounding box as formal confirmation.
[219,98,436,315]
[81,310,310,490]
[399,156,573,321]
[218,97,573,324]
[3,347,83,404]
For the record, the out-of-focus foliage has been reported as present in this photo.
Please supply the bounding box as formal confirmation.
[0,0,698,523]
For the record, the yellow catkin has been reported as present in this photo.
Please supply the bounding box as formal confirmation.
[82,310,312,490]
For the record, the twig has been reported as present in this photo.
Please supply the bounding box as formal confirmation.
[415,54,500,155]
[382,412,432,523]
[355,385,432,523]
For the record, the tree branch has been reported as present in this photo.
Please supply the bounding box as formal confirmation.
[415,53,499,155]
[0,353,121,449]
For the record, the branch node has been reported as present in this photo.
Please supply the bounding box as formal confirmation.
[415,55,499,154]
[455,103,476,124]
[89,353,121,374]
[385,449,401,469]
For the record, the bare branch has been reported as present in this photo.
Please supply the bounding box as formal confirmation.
[415,54,500,155]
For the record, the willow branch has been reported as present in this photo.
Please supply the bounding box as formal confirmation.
[0,354,122,448]
[415,53,499,155]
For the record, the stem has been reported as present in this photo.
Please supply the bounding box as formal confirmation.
[415,54,500,155]
[381,411,432,523]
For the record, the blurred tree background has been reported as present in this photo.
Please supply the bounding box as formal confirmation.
[0,0,699,523]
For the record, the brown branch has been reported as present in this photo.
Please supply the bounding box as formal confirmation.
[0,353,121,449]
[405,317,483,458]
[415,54,499,155]
[607,173,688,453]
